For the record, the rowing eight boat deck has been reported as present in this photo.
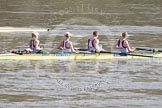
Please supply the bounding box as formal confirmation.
[0,53,162,60]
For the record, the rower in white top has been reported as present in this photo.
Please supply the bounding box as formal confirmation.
[58,32,76,53]
[28,31,49,54]
[88,31,104,52]
[114,32,135,55]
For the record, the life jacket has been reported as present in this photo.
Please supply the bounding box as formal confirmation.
[117,39,128,53]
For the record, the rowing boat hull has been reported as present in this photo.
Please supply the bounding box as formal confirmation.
[0,53,162,60]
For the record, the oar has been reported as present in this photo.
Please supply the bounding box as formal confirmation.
[75,48,89,51]
[127,53,155,58]
[98,51,152,57]
[136,47,162,52]
[75,48,162,58]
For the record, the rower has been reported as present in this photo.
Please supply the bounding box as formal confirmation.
[88,31,103,52]
[29,32,45,54]
[114,32,135,55]
[58,32,76,53]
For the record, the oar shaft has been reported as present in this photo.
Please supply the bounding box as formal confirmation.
[127,53,154,58]
[136,48,154,51]
[136,47,162,52]
[77,49,89,51]
[77,48,160,58]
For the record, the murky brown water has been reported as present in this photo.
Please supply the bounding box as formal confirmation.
[0,0,162,108]
[1,0,162,27]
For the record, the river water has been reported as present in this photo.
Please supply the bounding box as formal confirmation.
[0,0,162,108]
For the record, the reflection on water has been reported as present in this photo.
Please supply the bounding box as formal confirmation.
[0,59,162,107]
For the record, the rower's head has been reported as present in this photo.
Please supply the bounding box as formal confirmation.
[64,32,72,39]
[93,31,99,38]
[122,32,128,39]
[32,32,39,39]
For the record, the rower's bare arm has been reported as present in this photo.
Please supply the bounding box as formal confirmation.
[70,42,76,52]
[124,41,135,52]
[95,39,101,51]
[58,41,63,50]
[35,40,43,50]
